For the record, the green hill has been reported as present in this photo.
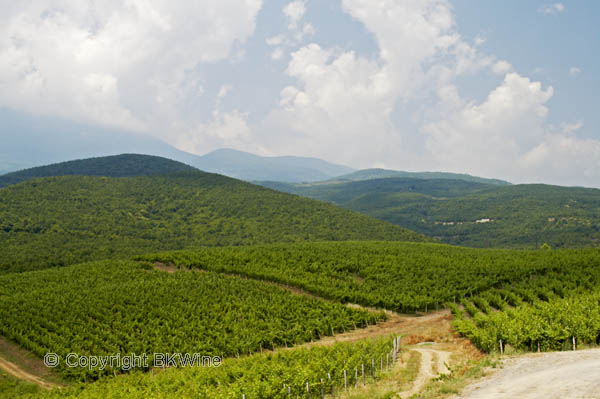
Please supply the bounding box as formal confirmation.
[0,172,428,273]
[328,168,510,185]
[0,154,197,188]
[260,178,600,248]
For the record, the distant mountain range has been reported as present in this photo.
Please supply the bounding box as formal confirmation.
[193,148,354,183]
[3,108,512,185]
[0,108,352,183]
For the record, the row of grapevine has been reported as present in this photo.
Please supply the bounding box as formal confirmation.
[0,260,382,381]
[139,242,600,353]
[453,291,600,352]
[138,241,600,313]
[33,337,397,399]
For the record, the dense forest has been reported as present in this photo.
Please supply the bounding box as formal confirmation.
[261,178,600,248]
[0,173,427,273]
[325,168,510,185]
[0,154,197,188]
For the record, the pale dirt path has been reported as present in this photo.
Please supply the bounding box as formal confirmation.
[455,349,600,399]
[0,355,57,389]
[398,346,451,398]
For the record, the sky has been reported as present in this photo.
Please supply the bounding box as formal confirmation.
[0,0,599,187]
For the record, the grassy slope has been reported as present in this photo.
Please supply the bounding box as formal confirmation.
[0,172,428,273]
[261,179,600,248]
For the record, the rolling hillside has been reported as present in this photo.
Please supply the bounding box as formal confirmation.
[0,154,196,188]
[0,171,428,273]
[260,178,600,248]
[329,168,510,185]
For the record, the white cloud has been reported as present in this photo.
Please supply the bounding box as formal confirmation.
[538,3,565,15]
[271,47,284,60]
[474,35,486,46]
[283,1,306,30]
[569,66,581,76]
[264,0,511,165]
[266,34,286,46]
[424,73,554,177]
[271,2,314,50]
[0,1,263,136]
[294,23,316,42]
[521,123,600,187]
[492,60,513,75]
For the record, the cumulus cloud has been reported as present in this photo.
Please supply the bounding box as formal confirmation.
[538,3,565,15]
[521,123,600,187]
[569,66,581,76]
[424,73,554,176]
[492,60,513,75]
[264,0,511,166]
[262,0,600,186]
[283,1,306,30]
[0,1,263,136]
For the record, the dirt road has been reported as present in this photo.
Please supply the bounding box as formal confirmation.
[456,349,600,399]
[398,345,451,398]
[0,355,57,389]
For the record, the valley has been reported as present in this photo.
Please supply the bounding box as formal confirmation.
[0,154,599,399]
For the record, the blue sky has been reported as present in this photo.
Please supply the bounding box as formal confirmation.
[0,1,598,186]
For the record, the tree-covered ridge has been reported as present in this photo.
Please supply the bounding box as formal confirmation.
[138,241,600,312]
[0,174,428,273]
[260,178,600,248]
[327,168,510,185]
[0,154,197,188]
[261,177,495,203]
[0,260,379,381]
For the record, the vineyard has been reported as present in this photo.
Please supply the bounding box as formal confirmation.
[452,289,600,353]
[139,241,600,352]
[138,241,600,312]
[4,337,394,399]
[0,260,381,381]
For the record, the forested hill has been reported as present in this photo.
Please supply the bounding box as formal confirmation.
[0,154,197,188]
[260,178,600,249]
[329,168,510,185]
[0,172,429,273]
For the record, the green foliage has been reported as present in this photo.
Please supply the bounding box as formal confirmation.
[0,154,197,188]
[36,338,393,399]
[455,291,600,353]
[261,178,600,248]
[0,260,379,381]
[138,241,600,313]
[0,173,427,273]
[0,371,41,399]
